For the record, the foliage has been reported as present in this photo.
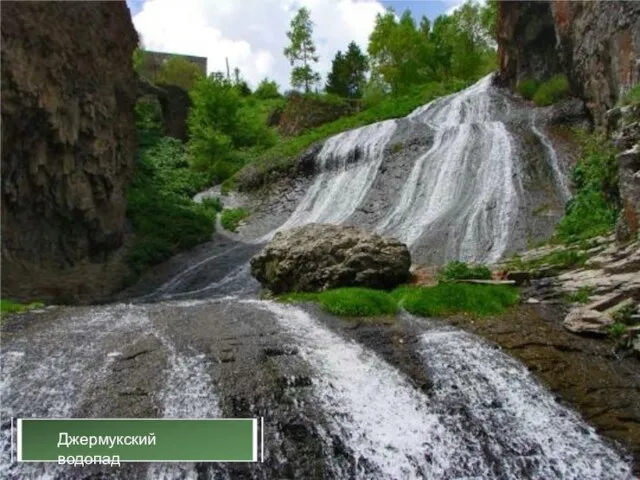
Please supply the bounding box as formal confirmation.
[325,42,369,98]
[555,131,619,242]
[280,288,397,317]
[439,261,492,282]
[126,119,223,275]
[618,84,640,106]
[255,78,282,99]
[133,48,145,75]
[516,79,539,100]
[220,207,249,232]
[532,74,570,106]
[284,7,321,93]
[154,56,206,91]
[392,283,520,317]
[565,286,593,304]
[1,299,45,319]
[608,322,627,338]
[187,75,276,183]
[368,2,496,94]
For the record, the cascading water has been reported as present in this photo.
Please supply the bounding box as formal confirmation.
[265,74,567,264]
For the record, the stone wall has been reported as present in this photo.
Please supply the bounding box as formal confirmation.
[1,1,139,302]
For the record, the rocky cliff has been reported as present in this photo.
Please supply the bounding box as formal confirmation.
[498,0,640,126]
[1,1,139,302]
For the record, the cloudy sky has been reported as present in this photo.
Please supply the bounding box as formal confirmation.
[127,0,463,90]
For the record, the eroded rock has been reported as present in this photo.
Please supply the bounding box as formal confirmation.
[250,224,411,293]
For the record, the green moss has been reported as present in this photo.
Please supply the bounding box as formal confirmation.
[532,75,570,106]
[392,283,519,317]
[220,207,249,232]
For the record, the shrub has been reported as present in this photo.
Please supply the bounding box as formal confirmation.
[126,137,222,275]
[220,207,249,232]
[555,131,619,242]
[153,56,205,91]
[439,261,492,282]
[612,303,636,325]
[532,74,570,106]
[393,283,519,317]
[517,79,539,100]
[254,78,282,99]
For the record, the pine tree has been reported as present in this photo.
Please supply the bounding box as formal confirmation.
[283,7,321,93]
[326,42,368,98]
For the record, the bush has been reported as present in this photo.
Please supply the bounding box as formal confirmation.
[555,131,619,242]
[280,288,397,317]
[565,286,593,304]
[439,261,492,282]
[254,78,281,99]
[126,136,223,275]
[532,74,570,106]
[153,56,205,91]
[608,322,627,338]
[220,207,249,232]
[517,79,539,100]
[393,283,519,317]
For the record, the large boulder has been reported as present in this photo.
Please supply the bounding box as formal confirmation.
[250,224,411,293]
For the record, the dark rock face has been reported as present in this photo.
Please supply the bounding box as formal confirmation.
[250,224,411,293]
[497,0,640,127]
[137,79,191,141]
[1,1,139,302]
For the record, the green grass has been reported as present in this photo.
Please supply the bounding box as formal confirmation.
[532,75,570,106]
[439,261,492,282]
[1,299,45,319]
[220,207,249,232]
[565,286,594,304]
[618,84,640,106]
[227,79,471,191]
[279,283,519,318]
[279,287,397,317]
[392,283,520,317]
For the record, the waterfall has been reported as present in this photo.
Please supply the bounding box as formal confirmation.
[268,74,567,264]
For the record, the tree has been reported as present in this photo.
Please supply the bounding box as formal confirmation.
[325,42,369,98]
[254,78,281,99]
[154,56,205,91]
[284,7,321,93]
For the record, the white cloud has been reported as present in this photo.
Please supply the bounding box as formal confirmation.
[132,0,387,90]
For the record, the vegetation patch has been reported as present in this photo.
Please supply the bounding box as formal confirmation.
[608,322,627,338]
[506,249,588,272]
[618,84,640,106]
[1,299,45,319]
[280,287,398,317]
[532,75,570,106]
[393,283,519,317]
[554,130,619,243]
[439,260,492,282]
[516,79,539,101]
[126,103,222,276]
[565,286,594,304]
[220,207,250,233]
